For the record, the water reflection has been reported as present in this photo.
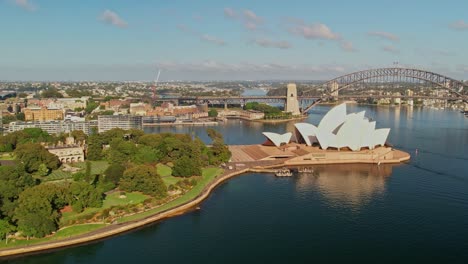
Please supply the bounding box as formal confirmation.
[295,164,394,209]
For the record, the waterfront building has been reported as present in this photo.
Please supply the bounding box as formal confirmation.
[262,132,292,147]
[23,107,64,121]
[8,120,97,135]
[98,115,142,133]
[239,110,264,120]
[294,103,389,151]
[129,102,151,116]
[263,103,390,151]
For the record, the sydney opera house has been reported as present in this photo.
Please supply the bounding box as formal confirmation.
[263,103,390,151]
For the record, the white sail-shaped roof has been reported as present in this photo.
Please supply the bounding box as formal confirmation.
[294,123,318,146]
[361,121,376,148]
[262,132,292,147]
[373,128,390,147]
[336,114,365,151]
[318,103,347,133]
[266,103,391,151]
[315,130,337,150]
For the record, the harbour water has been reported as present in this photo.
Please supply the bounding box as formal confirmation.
[7,105,468,263]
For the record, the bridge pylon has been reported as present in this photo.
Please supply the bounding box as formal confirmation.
[285,83,301,115]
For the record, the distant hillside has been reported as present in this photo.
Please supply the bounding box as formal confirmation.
[267,84,322,96]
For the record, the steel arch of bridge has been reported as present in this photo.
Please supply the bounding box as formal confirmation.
[302,67,468,112]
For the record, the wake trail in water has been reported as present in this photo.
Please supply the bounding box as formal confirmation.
[408,163,468,185]
[393,144,468,161]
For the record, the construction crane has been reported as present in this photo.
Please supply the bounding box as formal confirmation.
[152,69,161,103]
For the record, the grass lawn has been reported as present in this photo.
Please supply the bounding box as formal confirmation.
[60,191,148,225]
[156,163,172,177]
[0,224,106,249]
[46,169,73,181]
[117,167,223,223]
[0,153,15,160]
[73,161,109,175]
[157,163,181,186]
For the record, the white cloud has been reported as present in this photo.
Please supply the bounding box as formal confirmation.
[13,0,36,11]
[289,23,340,40]
[243,9,262,24]
[177,24,226,46]
[201,35,226,46]
[288,21,355,52]
[99,10,128,28]
[340,41,357,52]
[224,8,237,19]
[224,8,263,31]
[251,38,292,49]
[382,45,399,54]
[368,31,399,42]
[450,20,468,30]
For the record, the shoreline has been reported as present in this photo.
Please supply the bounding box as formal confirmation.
[0,147,410,258]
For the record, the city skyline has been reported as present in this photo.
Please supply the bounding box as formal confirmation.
[2,0,468,81]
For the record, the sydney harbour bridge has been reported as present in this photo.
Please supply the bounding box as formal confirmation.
[157,67,468,113]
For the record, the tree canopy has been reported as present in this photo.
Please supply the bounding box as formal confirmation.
[14,143,60,173]
[119,165,167,198]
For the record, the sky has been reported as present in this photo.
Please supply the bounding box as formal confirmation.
[1,0,468,81]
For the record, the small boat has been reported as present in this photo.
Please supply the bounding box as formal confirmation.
[298,167,314,173]
[275,168,292,177]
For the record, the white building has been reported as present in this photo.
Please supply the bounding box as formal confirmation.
[98,115,142,133]
[8,120,97,135]
[263,103,390,151]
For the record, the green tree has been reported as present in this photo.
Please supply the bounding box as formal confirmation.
[132,145,160,164]
[0,164,36,220]
[172,155,201,177]
[107,138,137,164]
[1,115,16,124]
[208,108,218,117]
[206,128,231,165]
[16,112,25,121]
[119,165,167,198]
[85,99,99,114]
[86,135,103,160]
[69,182,103,212]
[41,87,63,98]
[14,143,60,173]
[103,163,126,184]
[14,186,60,238]
[71,130,87,142]
[0,219,15,244]
[37,163,50,176]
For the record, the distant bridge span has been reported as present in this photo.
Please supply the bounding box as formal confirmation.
[302,67,468,112]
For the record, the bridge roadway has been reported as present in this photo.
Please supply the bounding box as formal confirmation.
[158,94,467,102]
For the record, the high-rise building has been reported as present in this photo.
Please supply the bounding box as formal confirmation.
[330,81,339,97]
[8,120,97,135]
[98,115,142,133]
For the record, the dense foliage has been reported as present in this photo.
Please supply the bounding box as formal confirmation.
[0,127,230,240]
[244,102,281,114]
[14,143,60,173]
[119,165,167,198]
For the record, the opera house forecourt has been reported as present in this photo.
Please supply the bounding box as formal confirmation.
[229,103,410,166]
